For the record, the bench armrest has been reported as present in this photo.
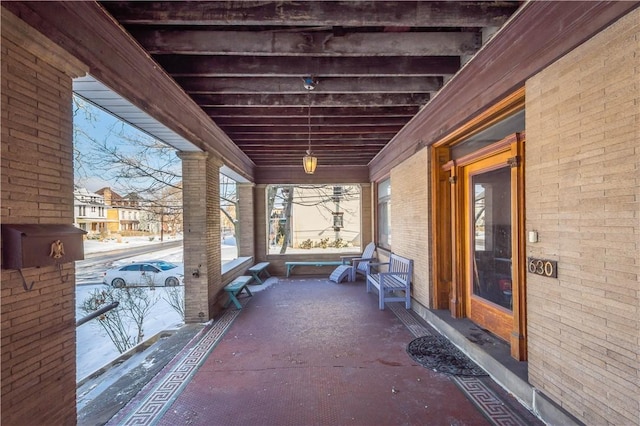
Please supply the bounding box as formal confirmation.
[341,255,375,264]
[366,261,389,274]
[340,255,358,264]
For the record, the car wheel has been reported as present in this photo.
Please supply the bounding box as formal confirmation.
[111,278,126,288]
[165,277,179,287]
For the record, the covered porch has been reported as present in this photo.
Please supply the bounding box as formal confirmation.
[79,276,541,426]
[2,2,639,426]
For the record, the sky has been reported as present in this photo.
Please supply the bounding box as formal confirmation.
[73,95,182,194]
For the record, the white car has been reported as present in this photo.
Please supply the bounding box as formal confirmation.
[103,260,184,288]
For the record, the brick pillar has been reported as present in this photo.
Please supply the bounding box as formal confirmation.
[1,9,87,426]
[254,184,268,263]
[360,183,373,246]
[178,151,222,322]
[237,183,255,258]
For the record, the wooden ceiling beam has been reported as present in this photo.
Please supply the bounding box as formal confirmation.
[232,133,393,141]
[157,55,459,76]
[239,142,386,148]
[192,92,429,107]
[176,76,443,94]
[204,105,421,116]
[102,1,520,27]
[252,154,377,161]
[212,116,412,126]
[224,125,402,134]
[132,30,480,56]
[227,125,401,133]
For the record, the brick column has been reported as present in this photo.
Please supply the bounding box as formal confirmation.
[237,183,255,258]
[178,151,222,322]
[1,9,87,426]
[360,183,373,246]
[254,184,269,263]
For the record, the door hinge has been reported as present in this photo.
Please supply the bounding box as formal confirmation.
[507,156,520,168]
[448,176,457,184]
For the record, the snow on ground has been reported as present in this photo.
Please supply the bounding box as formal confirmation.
[76,235,239,383]
[76,285,184,382]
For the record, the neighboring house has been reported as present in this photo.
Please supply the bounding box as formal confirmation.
[290,185,361,248]
[73,187,113,235]
[95,187,143,233]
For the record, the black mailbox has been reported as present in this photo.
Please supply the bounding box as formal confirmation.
[1,224,87,270]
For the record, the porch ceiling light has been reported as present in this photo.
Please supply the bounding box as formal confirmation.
[303,76,317,174]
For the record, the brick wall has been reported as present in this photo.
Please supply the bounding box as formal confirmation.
[525,9,639,425]
[1,9,86,425]
[390,148,431,308]
[360,183,373,246]
[179,152,223,321]
[237,183,255,258]
[254,185,269,265]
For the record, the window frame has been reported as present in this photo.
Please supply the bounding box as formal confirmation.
[376,178,391,250]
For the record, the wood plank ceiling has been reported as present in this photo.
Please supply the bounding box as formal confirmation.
[100,1,522,169]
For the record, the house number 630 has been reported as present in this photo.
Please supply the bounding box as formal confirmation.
[527,258,557,278]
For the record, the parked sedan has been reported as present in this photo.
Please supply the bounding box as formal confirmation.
[103,260,184,288]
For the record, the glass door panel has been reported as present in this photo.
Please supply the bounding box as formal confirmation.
[472,167,512,311]
[463,147,515,343]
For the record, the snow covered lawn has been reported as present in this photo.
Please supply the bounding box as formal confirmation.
[76,285,184,382]
[76,237,187,382]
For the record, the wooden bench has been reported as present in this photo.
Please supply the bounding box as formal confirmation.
[247,262,271,284]
[223,275,253,309]
[366,253,413,310]
[285,261,345,277]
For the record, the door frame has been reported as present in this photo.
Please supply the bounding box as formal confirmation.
[430,89,527,360]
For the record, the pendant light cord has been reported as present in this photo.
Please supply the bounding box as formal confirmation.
[307,90,312,154]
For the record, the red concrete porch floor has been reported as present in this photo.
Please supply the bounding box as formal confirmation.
[107,277,543,426]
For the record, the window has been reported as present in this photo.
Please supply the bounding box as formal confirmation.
[377,179,391,249]
[141,264,160,273]
[220,173,238,265]
[266,184,362,255]
[120,264,141,272]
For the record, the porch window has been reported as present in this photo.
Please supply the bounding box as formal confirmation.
[377,178,391,249]
[220,173,238,265]
[266,184,362,255]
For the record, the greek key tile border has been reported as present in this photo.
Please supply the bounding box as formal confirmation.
[388,301,433,337]
[452,376,532,426]
[113,304,244,426]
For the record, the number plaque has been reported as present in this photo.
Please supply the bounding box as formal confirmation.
[527,257,557,278]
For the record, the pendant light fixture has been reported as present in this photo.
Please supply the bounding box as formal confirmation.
[302,76,317,174]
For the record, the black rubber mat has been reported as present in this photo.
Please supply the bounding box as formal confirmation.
[407,335,488,376]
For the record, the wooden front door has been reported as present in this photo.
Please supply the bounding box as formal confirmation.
[430,90,527,360]
[462,150,514,341]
